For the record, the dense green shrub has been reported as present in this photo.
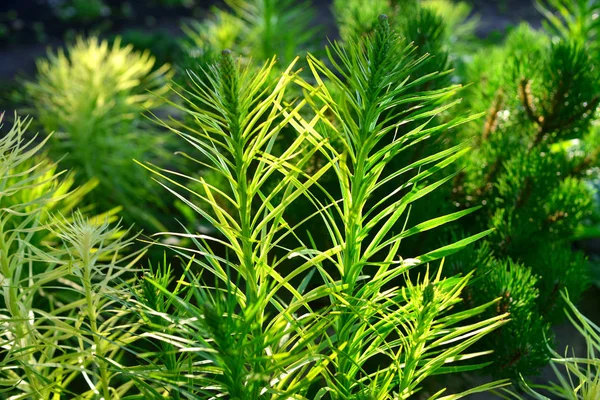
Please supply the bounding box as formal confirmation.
[2,0,600,397]
[24,36,173,231]
[441,14,600,379]
[500,292,600,399]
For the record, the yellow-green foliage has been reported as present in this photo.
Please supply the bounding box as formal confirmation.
[0,114,140,399]
[125,18,511,399]
[183,0,316,66]
[25,37,173,230]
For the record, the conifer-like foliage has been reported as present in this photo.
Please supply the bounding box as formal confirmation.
[123,15,510,399]
[501,292,600,399]
[182,0,316,68]
[299,16,504,396]
[133,49,337,399]
[25,37,173,231]
[537,0,600,51]
[0,115,143,399]
[174,0,320,235]
[436,2,600,379]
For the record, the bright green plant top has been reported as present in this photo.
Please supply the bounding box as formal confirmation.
[25,36,173,231]
[118,15,512,399]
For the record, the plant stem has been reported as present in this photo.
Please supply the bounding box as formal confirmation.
[220,50,262,397]
[0,227,43,398]
[336,146,368,392]
[81,245,111,400]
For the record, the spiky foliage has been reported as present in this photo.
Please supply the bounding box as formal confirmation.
[182,0,316,68]
[333,0,398,42]
[128,50,335,398]
[438,7,600,377]
[332,0,478,96]
[499,292,600,400]
[536,0,600,52]
[0,115,144,399]
[333,0,476,52]
[123,16,511,399]
[175,0,320,235]
[420,0,479,45]
[297,15,508,398]
[24,36,173,231]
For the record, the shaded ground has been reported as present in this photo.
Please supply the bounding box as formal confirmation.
[469,0,541,35]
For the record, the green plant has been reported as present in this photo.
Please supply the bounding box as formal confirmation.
[0,114,143,398]
[421,0,479,43]
[6,0,600,397]
[175,0,322,236]
[24,36,173,231]
[536,0,600,52]
[332,0,600,381]
[120,16,511,399]
[299,15,507,397]
[498,292,600,399]
[333,0,397,42]
[434,10,600,379]
[115,29,185,68]
[182,0,317,68]
[333,0,477,49]
[332,0,477,89]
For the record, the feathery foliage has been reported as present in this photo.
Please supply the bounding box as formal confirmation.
[122,15,511,399]
[25,36,173,231]
[0,114,144,399]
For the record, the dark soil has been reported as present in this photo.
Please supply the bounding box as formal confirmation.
[468,0,541,35]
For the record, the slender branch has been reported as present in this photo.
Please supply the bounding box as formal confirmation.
[519,78,542,127]
[482,89,505,141]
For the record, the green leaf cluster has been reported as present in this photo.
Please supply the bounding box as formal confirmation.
[0,114,143,399]
[116,15,510,399]
[24,37,174,231]
[436,5,600,379]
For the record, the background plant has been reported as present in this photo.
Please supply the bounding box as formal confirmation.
[24,36,174,232]
[425,2,600,379]
[182,0,317,69]
[498,291,600,399]
[0,114,144,399]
